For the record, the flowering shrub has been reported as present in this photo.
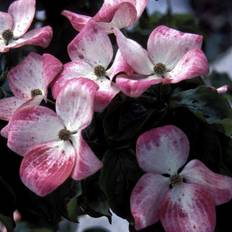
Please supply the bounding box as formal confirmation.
[1,0,232,232]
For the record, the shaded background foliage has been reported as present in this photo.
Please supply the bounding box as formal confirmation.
[1,0,232,231]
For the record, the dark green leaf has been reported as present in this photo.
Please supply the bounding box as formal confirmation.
[170,86,232,136]
[102,90,167,144]
[0,176,16,215]
[15,222,54,232]
[99,148,142,219]
[64,182,82,222]
[103,96,154,142]
[80,175,112,222]
[206,71,232,88]
[0,176,16,231]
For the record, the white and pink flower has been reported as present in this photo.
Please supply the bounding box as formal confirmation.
[0,0,52,53]
[131,125,232,231]
[0,52,62,137]
[52,21,132,111]
[62,0,148,33]
[216,85,230,94]
[115,26,209,97]
[7,78,102,196]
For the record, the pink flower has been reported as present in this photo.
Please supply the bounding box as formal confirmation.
[216,85,230,94]
[7,78,103,196]
[0,0,52,53]
[131,125,232,231]
[62,0,148,33]
[0,52,62,137]
[52,21,132,111]
[114,26,209,97]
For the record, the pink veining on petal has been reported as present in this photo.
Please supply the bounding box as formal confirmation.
[71,134,103,180]
[160,183,216,232]
[0,12,13,33]
[42,53,63,87]
[52,62,119,111]
[62,10,91,31]
[56,78,98,131]
[115,28,153,75]
[0,97,26,121]
[136,125,189,175]
[147,25,203,69]
[94,79,119,111]
[68,21,113,67]
[51,61,93,99]
[8,0,35,38]
[131,173,169,230]
[1,124,10,138]
[103,2,137,32]
[94,0,132,22]
[182,159,232,205]
[7,105,64,156]
[20,141,75,196]
[8,52,44,99]
[52,77,70,100]
[116,75,161,97]
[5,26,53,50]
[166,48,209,83]
[0,96,44,139]
[0,52,56,125]
[107,50,134,79]
[62,0,148,32]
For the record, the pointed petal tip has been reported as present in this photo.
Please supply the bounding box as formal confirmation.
[61,10,91,31]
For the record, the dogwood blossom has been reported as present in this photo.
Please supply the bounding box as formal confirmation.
[62,0,148,33]
[0,0,52,53]
[52,21,132,111]
[0,52,62,137]
[7,78,102,196]
[131,125,232,232]
[115,26,209,97]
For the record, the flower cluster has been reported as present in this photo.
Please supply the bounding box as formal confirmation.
[0,0,232,231]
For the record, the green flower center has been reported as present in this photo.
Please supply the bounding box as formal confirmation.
[2,29,13,45]
[153,63,167,76]
[170,174,183,187]
[58,129,72,141]
[31,89,43,97]
[94,65,106,77]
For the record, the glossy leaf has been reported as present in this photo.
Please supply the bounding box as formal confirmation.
[171,86,232,136]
